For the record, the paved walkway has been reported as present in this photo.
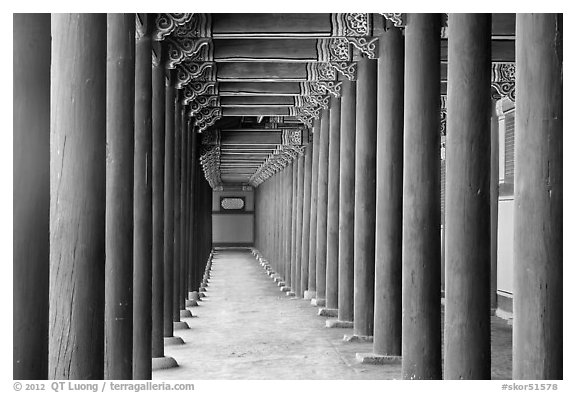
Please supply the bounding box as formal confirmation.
[153,248,512,380]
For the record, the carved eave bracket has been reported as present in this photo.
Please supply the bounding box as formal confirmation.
[301,81,342,98]
[440,95,447,137]
[491,63,516,102]
[317,38,353,62]
[181,81,218,104]
[189,95,220,116]
[332,13,373,36]
[345,37,379,59]
[329,62,357,81]
[199,144,222,188]
[306,63,337,81]
[380,13,406,28]
[153,13,194,41]
[175,61,217,89]
[166,37,213,69]
[296,95,330,110]
[282,129,303,146]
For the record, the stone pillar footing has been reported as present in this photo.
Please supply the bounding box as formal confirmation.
[280,286,291,292]
[343,334,373,343]
[355,353,402,365]
[186,299,199,307]
[318,308,338,317]
[286,291,296,297]
[164,336,184,346]
[152,356,179,371]
[311,298,326,307]
[304,290,316,300]
[180,309,194,318]
[278,281,286,287]
[199,292,206,298]
[199,287,207,292]
[273,277,282,283]
[326,319,354,329]
[189,291,200,301]
[173,321,190,330]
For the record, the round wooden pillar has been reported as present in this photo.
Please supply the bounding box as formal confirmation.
[133,16,153,380]
[49,13,106,379]
[14,13,50,380]
[444,13,492,380]
[173,97,182,323]
[315,109,331,304]
[307,121,321,297]
[163,79,176,337]
[401,13,442,380]
[326,98,341,310]
[353,55,377,338]
[294,154,305,296]
[337,79,357,323]
[104,13,135,379]
[284,163,294,288]
[373,27,404,356]
[300,142,313,295]
[513,13,563,380]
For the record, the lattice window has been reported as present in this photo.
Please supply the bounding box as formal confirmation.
[220,197,245,211]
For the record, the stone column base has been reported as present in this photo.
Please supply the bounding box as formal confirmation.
[199,292,206,298]
[273,277,282,283]
[343,334,373,343]
[189,291,200,301]
[173,321,190,330]
[180,309,194,318]
[280,286,291,292]
[304,290,316,300]
[186,299,199,307]
[325,319,354,329]
[152,356,178,371]
[164,336,184,346]
[311,298,326,307]
[355,353,402,365]
[318,308,338,317]
[286,291,296,297]
[278,281,286,287]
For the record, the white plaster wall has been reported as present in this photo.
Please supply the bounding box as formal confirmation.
[212,214,254,244]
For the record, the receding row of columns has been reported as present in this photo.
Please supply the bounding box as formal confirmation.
[14,13,214,380]
[254,13,562,380]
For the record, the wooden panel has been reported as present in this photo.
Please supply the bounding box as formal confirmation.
[220,96,296,106]
[222,107,291,116]
[212,13,333,37]
[217,62,308,80]
[220,130,282,144]
[218,82,302,95]
[214,39,319,61]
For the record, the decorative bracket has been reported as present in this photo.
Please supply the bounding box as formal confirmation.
[329,62,357,81]
[189,95,220,116]
[166,37,213,69]
[182,81,218,104]
[345,37,379,59]
[153,13,194,41]
[491,63,516,102]
[296,95,330,110]
[380,13,406,28]
[440,95,447,137]
[332,13,373,36]
[317,38,352,62]
[301,81,342,98]
[281,129,303,146]
[175,62,216,89]
[306,63,337,81]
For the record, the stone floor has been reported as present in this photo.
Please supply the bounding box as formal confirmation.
[153,248,512,380]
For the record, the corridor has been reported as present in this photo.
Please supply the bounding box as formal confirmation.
[153,248,512,380]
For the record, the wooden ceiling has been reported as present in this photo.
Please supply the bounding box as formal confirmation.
[151,13,516,189]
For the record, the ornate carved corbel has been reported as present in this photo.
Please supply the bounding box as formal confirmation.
[189,95,220,116]
[181,81,218,104]
[281,129,303,146]
[153,13,194,41]
[301,81,342,98]
[329,62,357,81]
[306,63,337,81]
[380,13,406,28]
[345,37,379,59]
[175,62,217,89]
[317,38,353,62]
[491,63,516,102]
[332,13,373,36]
[165,37,213,69]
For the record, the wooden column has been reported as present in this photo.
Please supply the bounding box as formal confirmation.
[402,13,442,380]
[315,109,330,306]
[13,13,50,380]
[513,13,562,380]
[325,98,341,310]
[300,142,313,295]
[294,153,305,296]
[306,122,321,299]
[289,159,299,293]
[187,128,198,294]
[284,163,294,289]
[444,14,492,380]
[337,79,357,324]
[151,50,167,360]
[179,115,189,310]
[49,14,106,379]
[373,27,404,356]
[104,13,135,380]
[173,96,182,323]
[133,15,153,380]
[352,55,377,339]
[163,78,177,338]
